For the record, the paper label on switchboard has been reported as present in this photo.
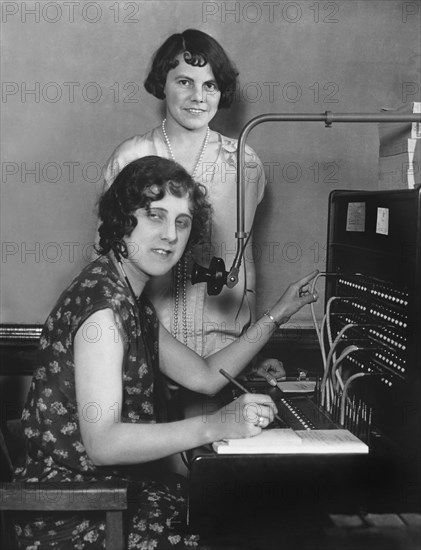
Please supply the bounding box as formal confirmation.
[346,202,366,232]
[376,207,389,235]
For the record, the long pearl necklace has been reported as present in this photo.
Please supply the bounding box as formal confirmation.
[161,118,210,179]
[172,256,189,346]
[161,119,210,347]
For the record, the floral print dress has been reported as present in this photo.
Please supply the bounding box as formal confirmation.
[13,254,200,549]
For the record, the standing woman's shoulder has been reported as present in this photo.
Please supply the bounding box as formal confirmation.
[103,128,159,187]
[218,133,264,168]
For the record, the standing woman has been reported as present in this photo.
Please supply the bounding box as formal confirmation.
[103,29,268,358]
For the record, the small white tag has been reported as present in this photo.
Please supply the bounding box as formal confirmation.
[376,207,389,235]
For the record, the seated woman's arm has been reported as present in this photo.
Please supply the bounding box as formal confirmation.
[74,309,273,466]
[160,271,318,394]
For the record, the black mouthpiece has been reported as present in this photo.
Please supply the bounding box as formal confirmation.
[191,257,228,296]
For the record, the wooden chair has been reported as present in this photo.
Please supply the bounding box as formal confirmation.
[0,420,128,550]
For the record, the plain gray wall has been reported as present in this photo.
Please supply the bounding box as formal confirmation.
[1,0,420,327]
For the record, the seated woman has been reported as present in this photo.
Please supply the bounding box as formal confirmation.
[13,156,318,550]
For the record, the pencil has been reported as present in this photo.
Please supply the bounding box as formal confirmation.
[219,368,286,427]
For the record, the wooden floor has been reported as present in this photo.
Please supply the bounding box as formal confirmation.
[196,513,421,550]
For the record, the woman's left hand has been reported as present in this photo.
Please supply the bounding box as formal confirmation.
[254,358,286,386]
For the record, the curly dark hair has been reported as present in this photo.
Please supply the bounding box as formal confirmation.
[144,29,239,109]
[96,156,211,259]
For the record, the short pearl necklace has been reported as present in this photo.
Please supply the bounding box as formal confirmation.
[161,118,210,179]
[161,119,210,348]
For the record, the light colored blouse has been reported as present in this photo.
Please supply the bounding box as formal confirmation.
[103,126,267,357]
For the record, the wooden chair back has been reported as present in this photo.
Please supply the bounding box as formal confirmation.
[0,420,128,550]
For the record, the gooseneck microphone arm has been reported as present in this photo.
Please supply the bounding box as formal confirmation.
[192,111,421,295]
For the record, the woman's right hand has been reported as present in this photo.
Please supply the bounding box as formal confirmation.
[208,393,277,441]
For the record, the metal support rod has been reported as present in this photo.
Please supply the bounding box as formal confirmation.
[230,111,421,282]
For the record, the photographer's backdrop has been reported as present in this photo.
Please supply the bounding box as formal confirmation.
[1,0,420,327]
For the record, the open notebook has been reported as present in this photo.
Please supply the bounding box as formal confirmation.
[212,428,369,455]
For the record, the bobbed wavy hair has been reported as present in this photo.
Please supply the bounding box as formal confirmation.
[96,156,211,259]
[144,29,239,109]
